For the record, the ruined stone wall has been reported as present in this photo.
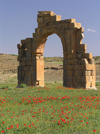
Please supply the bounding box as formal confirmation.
[17,11,96,89]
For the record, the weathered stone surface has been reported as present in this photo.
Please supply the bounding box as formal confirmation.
[17,11,96,89]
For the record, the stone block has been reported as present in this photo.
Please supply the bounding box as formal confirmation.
[77,54,82,59]
[76,76,81,82]
[68,54,74,59]
[67,81,73,87]
[63,24,69,29]
[66,76,73,82]
[80,44,87,50]
[77,60,82,65]
[31,71,36,81]
[27,80,32,86]
[83,53,92,59]
[74,65,81,70]
[68,59,73,65]
[30,66,34,71]
[38,22,47,27]
[74,70,82,76]
[32,61,36,66]
[89,76,93,82]
[80,49,87,53]
[74,81,82,88]
[27,55,32,61]
[37,17,44,23]
[24,70,28,81]
[18,73,22,81]
[33,33,36,38]
[66,45,72,54]
[22,61,25,66]
[23,66,26,71]
[26,38,32,43]
[50,15,61,22]
[75,23,81,29]
[80,27,84,33]
[38,11,53,14]
[39,80,44,86]
[44,17,51,22]
[65,70,73,76]
[90,70,96,76]
[81,64,91,70]
[88,59,95,64]
[68,22,77,29]
[81,58,88,65]
[37,13,50,18]
[21,40,26,44]
[91,80,96,87]
[64,65,73,70]
[70,19,76,23]
[17,44,22,49]
[73,59,78,65]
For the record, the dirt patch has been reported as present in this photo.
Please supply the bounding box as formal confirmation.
[0,73,17,83]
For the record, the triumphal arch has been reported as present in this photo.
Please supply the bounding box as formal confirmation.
[17,11,96,89]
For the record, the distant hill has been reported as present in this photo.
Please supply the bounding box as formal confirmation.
[0,54,100,83]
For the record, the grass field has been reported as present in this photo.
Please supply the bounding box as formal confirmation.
[0,82,100,134]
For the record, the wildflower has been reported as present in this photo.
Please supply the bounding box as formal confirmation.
[93,130,96,132]
[32,123,35,126]
[16,124,19,129]
[7,127,10,130]
[24,124,27,127]
[1,130,4,133]
[11,125,14,128]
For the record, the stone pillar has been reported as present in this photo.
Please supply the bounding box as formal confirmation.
[35,54,44,87]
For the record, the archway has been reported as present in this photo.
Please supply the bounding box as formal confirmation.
[36,32,63,85]
[33,28,65,87]
[17,11,96,89]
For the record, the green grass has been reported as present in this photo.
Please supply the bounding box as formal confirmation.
[53,62,63,64]
[0,82,100,134]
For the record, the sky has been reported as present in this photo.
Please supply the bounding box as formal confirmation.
[0,0,100,57]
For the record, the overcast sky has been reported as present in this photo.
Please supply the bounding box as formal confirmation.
[0,0,100,57]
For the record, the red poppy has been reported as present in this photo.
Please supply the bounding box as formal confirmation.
[16,124,19,129]
[7,127,10,130]
[93,130,96,132]
[1,130,4,133]
[24,124,26,126]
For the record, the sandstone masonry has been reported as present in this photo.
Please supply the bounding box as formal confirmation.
[17,11,96,89]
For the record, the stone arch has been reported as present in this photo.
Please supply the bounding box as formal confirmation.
[17,11,96,89]
[35,27,66,56]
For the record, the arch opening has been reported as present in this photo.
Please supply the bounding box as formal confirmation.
[41,33,63,84]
